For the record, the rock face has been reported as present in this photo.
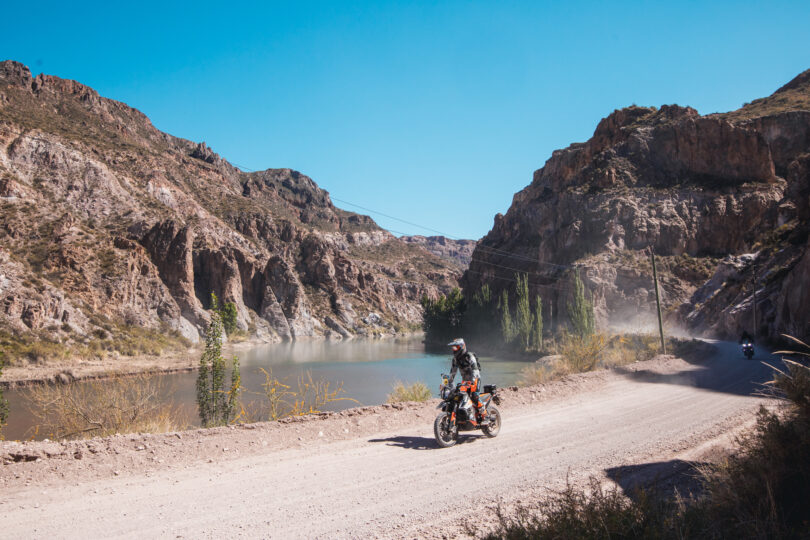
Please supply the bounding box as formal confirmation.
[399,235,476,268]
[0,61,458,351]
[464,69,810,342]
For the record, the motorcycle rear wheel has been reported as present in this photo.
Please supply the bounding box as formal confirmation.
[482,405,501,438]
[434,413,458,448]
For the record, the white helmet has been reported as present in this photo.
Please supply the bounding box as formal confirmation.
[447,338,466,355]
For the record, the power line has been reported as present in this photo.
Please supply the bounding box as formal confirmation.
[330,194,575,271]
[463,267,576,295]
[204,162,578,276]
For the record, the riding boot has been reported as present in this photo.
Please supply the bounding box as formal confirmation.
[476,402,489,425]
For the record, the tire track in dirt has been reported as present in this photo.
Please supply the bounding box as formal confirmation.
[0,341,779,539]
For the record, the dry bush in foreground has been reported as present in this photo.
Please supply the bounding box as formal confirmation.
[486,337,810,539]
[26,375,186,440]
[387,381,432,403]
[477,477,695,540]
[519,334,704,387]
[255,368,357,422]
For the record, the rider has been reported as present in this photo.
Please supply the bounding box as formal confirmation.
[447,338,487,424]
[739,330,755,345]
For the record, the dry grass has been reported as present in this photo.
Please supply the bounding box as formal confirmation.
[486,336,810,539]
[477,477,692,540]
[0,330,71,366]
[25,375,187,440]
[387,381,432,403]
[251,368,358,422]
[519,333,701,387]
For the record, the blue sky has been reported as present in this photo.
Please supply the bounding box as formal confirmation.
[2,1,809,239]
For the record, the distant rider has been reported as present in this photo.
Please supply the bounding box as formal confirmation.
[447,338,488,424]
[739,330,755,345]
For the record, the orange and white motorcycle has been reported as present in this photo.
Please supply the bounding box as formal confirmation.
[433,374,501,448]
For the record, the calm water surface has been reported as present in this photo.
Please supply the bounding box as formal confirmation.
[3,338,528,441]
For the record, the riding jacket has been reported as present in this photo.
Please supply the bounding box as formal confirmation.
[448,351,480,384]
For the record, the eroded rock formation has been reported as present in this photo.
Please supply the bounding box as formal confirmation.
[0,61,458,352]
[464,70,810,342]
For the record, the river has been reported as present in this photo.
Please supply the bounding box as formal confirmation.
[2,337,529,441]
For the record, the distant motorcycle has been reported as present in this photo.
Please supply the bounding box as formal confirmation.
[434,373,501,448]
[742,342,755,359]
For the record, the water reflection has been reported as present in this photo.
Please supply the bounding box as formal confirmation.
[3,337,527,441]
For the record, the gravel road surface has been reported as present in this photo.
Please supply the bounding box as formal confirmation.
[0,340,778,539]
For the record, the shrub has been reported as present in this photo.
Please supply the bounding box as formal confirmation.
[483,336,810,539]
[560,333,608,373]
[478,477,693,540]
[258,368,357,421]
[387,381,432,403]
[518,362,558,386]
[25,375,186,440]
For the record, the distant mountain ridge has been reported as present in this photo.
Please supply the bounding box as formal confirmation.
[399,235,476,268]
[464,69,810,342]
[0,60,458,355]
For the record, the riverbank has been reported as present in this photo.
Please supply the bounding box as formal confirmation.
[0,346,778,538]
[0,332,427,389]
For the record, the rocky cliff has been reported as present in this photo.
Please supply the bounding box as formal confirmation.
[464,69,810,343]
[399,235,476,268]
[0,61,459,358]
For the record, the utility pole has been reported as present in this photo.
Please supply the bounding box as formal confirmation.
[650,248,666,354]
[752,271,758,338]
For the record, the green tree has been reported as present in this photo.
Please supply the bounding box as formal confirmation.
[465,284,497,341]
[532,295,544,351]
[421,288,466,345]
[209,292,238,336]
[515,273,533,350]
[568,270,595,338]
[500,290,515,343]
[196,311,241,427]
[220,302,238,336]
[0,351,8,435]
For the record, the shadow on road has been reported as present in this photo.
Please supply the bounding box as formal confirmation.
[368,434,484,450]
[614,340,782,397]
[606,459,709,500]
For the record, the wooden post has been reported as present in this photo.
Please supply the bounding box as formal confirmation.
[650,248,666,354]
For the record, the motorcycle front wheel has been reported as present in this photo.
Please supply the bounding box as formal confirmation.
[482,405,501,438]
[434,413,458,448]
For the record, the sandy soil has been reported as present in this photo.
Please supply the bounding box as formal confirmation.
[0,340,779,539]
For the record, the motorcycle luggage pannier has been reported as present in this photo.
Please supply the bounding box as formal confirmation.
[483,384,497,394]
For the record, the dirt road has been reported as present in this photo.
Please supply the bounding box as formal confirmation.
[0,341,779,539]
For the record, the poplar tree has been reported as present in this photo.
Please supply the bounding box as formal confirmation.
[220,302,238,336]
[209,292,238,336]
[568,270,595,338]
[500,290,514,343]
[515,273,533,350]
[533,295,544,350]
[196,311,241,427]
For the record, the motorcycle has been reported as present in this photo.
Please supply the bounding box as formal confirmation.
[434,373,501,448]
[742,341,755,359]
